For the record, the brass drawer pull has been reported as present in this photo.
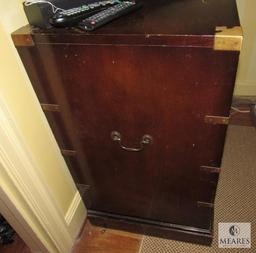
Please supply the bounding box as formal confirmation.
[111,131,153,152]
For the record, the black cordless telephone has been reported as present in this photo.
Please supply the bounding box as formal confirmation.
[50,0,142,30]
[49,0,121,27]
[24,0,142,30]
[78,1,142,31]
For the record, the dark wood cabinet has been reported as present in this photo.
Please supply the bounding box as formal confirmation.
[12,0,242,245]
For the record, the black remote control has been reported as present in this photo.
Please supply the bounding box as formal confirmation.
[49,0,121,27]
[78,1,142,31]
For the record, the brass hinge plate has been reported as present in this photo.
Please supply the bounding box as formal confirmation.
[200,166,221,174]
[205,115,229,125]
[200,166,220,184]
[41,103,61,112]
[61,149,77,157]
[214,26,243,51]
[197,201,214,209]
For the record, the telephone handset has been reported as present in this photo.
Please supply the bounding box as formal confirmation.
[23,0,142,30]
[49,0,121,27]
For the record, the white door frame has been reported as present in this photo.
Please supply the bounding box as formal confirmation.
[0,185,51,253]
[0,95,75,253]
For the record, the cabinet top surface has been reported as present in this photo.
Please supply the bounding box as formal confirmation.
[14,0,240,37]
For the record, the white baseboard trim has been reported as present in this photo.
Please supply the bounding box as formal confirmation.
[65,191,87,240]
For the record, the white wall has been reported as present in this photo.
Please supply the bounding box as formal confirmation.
[235,0,256,96]
[0,0,86,252]
[0,0,76,217]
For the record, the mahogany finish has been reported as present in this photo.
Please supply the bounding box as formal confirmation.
[12,0,241,245]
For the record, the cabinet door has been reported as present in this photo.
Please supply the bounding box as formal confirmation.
[34,44,238,229]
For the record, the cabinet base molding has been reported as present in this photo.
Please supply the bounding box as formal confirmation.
[88,210,213,246]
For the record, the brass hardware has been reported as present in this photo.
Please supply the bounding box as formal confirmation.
[214,26,243,51]
[200,166,220,184]
[197,201,214,209]
[41,103,61,112]
[204,115,229,125]
[200,166,220,174]
[61,149,77,157]
[111,131,153,152]
[12,34,35,47]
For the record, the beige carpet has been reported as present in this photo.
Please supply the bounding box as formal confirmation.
[140,126,256,253]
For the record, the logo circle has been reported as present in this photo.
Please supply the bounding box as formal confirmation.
[229,225,240,236]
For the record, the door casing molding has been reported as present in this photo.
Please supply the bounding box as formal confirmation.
[0,95,75,253]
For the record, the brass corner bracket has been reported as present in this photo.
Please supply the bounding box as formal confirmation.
[204,115,229,125]
[12,34,35,47]
[214,26,243,51]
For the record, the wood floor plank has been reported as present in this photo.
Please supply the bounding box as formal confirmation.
[73,221,142,253]
[1,221,142,253]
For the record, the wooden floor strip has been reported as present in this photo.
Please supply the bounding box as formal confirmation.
[1,221,142,253]
[73,221,142,253]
